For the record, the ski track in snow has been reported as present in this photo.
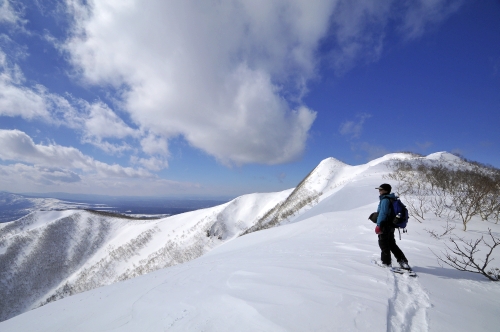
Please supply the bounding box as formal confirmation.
[387,271,431,332]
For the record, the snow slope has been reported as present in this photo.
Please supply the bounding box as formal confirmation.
[0,190,292,322]
[1,152,500,331]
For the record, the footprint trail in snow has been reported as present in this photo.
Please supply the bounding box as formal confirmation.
[387,271,431,332]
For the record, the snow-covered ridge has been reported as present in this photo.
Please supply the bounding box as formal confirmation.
[243,152,430,233]
[0,151,477,325]
[2,151,499,331]
[0,190,290,322]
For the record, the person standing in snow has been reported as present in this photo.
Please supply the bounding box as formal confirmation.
[375,184,410,269]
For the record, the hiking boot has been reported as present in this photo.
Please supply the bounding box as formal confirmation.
[375,260,391,268]
[398,261,411,270]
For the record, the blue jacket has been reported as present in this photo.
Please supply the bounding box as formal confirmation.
[376,193,396,226]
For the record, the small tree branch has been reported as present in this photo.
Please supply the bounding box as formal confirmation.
[431,229,500,281]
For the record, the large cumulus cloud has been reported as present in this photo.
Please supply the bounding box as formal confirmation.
[63,0,463,166]
[64,0,334,165]
[0,0,464,173]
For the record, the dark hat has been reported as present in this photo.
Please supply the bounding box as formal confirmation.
[375,183,392,192]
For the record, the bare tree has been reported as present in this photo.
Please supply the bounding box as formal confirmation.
[479,172,500,223]
[432,229,500,281]
[386,160,428,222]
[421,163,455,219]
[448,169,493,231]
[424,220,456,239]
[387,156,500,231]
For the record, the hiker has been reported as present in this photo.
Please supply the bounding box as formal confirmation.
[375,184,410,269]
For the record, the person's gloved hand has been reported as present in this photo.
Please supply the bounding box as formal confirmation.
[375,226,382,234]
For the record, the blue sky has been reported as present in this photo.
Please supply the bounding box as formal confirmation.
[0,0,499,198]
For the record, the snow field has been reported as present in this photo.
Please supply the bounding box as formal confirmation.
[0,189,293,322]
[4,201,500,331]
[1,152,500,331]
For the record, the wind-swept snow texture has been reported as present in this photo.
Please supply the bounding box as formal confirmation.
[1,152,500,331]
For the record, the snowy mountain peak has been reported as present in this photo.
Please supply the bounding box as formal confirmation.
[365,152,418,167]
[425,151,462,162]
[316,156,348,168]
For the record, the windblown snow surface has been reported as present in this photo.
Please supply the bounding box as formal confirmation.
[1,152,500,331]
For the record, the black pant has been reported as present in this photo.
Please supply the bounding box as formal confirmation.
[378,227,407,265]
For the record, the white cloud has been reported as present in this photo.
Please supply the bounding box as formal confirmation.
[0,64,138,155]
[61,0,463,165]
[339,113,371,139]
[63,0,332,165]
[80,101,139,154]
[134,134,170,171]
[0,162,201,196]
[0,80,50,119]
[400,0,465,39]
[0,49,89,127]
[0,73,138,154]
[0,0,23,25]
[130,156,168,172]
[0,163,81,186]
[0,0,465,178]
[85,139,133,155]
[0,129,152,178]
[329,1,391,74]
[329,0,464,74]
[83,101,138,140]
[140,133,169,156]
[0,50,141,155]
[0,50,52,120]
